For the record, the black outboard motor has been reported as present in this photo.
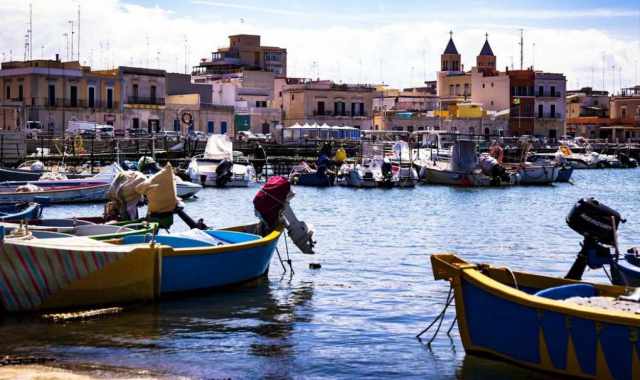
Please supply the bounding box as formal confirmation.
[565,198,625,280]
[380,158,394,188]
[215,159,234,187]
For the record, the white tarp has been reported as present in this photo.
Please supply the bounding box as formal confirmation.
[204,134,233,160]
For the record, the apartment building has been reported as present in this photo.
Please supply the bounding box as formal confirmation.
[565,87,610,138]
[192,34,287,78]
[282,80,377,130]
[0,57,122,135]
[533,72,566,139]
[164,93,234,136]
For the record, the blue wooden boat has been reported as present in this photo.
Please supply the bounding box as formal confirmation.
[291,171,335,187]
[0,203,42,221]
[118,225,282,294]
[431,254,640,380]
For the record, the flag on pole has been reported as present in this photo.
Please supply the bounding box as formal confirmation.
[512,98,521,105]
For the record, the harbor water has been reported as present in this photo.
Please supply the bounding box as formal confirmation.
[1,169,639,379]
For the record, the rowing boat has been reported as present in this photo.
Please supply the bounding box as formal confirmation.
[431,254,640,380]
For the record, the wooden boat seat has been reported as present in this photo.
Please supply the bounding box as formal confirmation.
[533,283,597,300]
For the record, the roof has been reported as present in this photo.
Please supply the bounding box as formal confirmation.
[479,39,494,56]
[443,38,459,55]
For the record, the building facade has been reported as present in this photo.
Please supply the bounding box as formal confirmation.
[533,72,566,139]
[165,94,234,136]
[282,80,376,129]
[192,34,287,78]
[0,58,123,136]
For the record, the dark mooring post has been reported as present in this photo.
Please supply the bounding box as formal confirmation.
[90,136,95,173]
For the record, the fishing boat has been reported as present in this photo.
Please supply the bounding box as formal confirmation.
[388,141,418,188]
[0,203,42,221]
[0,183,110,204]
[527,153,574,183]
[430,253,640,380]
[289,144,336,187]
[0,220,156,241]
[0,176,315,312]
[0,160,94,182]
[0,235,160,312]
[418,140,516,187]
[186,134,255,187]
[336,159,379,188]
[505,163,560,185]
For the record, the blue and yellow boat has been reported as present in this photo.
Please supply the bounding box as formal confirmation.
[431,254,640,380]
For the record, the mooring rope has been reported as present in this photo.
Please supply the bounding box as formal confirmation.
[417,284,454,346]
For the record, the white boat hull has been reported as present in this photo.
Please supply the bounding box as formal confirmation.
[515,165,559,185]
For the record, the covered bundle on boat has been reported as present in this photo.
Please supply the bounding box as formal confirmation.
[449,140,478,173]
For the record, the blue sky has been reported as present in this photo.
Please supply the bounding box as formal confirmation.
[1,0,639,91]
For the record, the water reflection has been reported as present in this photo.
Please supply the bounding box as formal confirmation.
[457,354,556,380]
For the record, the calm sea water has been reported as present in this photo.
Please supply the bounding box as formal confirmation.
[1,169,639,379]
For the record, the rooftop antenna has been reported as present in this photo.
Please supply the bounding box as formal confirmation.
[156,50,160,68]
[519,29,524,70]
[611,64,616,94]
[146,34,150,67]
[184,36,188,74]
[532,42,535,69]
[68,20,74,61]
[28,2,33,60]
[77,3,80,61]
[23,34,29,61]
[601,52,606,90]
[63,33,69,60]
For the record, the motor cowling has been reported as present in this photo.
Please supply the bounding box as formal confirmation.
[253,176,315,254]
[215,159,233,187]
[566,198,624,246]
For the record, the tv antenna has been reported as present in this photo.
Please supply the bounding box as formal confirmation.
[518,29,524,70]
[68,20,74,61]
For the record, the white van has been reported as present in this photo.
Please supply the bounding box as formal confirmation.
[67,121,114,138]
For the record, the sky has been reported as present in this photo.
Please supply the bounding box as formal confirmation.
[0,0,639,93]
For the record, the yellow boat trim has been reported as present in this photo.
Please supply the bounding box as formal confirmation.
[158,227,282,257]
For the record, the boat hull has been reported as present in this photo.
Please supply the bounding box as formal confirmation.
[431,254,640,380]
[0,184,109,204]
[515,165,560,185]
[555,166,574,183]
[159,229,281,294]
[420,167,493,187]
[0,238,159,312]
[291,172,335,187]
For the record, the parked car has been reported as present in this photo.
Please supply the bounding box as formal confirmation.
[127,128,149,138]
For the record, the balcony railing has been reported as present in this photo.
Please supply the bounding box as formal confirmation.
[537,93,561,98]
[36,97,119,109]
[313,110,367,117]
[537,113,563,119]
[127,96,165,105]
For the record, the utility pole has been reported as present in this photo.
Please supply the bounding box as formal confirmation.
[532,42,535,69]
[601,52,606,90]
[519,29,524,70]
[184,36,188,74]
[68,20,74,61]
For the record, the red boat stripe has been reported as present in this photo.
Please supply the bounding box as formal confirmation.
[43,250,61,292]
[80,253,92,275]
[0,260,21,310]
[27,246,51,296]
[14,245,45,301]
[56,250,71,285]
[92,252,101,271]
[68,251,82,279]
[4,245,36,308]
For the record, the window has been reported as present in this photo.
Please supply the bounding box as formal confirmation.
[132,84,139,100]
[132,118,140,129]
[482,83,485,89]
[107,88,113,109]
[538,86,544,97]
[511,86,516,96]
[207,121,214,134]
[550,86,556,96]
[464,83,470,96]
[351,102,356,116]
[150,85,156,102]
[5,86,9,100]
[18,85,23,101]
[220,121,228,134]
[317,101,325,115]
[291,94,295,101]
[550,104,556,118]
[455,84,460,96]
[490,100,494,106]
[491,82,494,87]
[621,107,627,119]
[70,85,78,107]
[88,87,95,108]
[449,85,454,96]
[48,84,55,106]
[529,86,534,96]
[594,100,599,106]
[359,103,365,116]
[173,119,180,132]
[538,104,543,118]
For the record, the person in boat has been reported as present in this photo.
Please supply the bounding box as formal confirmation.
[316,142,335,177]
[489,140,504,163]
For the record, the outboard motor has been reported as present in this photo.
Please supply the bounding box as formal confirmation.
[253,176,315,254]
[380,158,394,187]
[479,154,508,185]
[215,159,234,187]
[565,198,625,280]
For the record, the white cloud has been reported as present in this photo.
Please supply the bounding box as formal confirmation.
[0,0,638,93]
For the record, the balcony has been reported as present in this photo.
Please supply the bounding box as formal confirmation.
[536,92,561,98]
[312,110,367,118]
[38,97,119,109]
[127,96,165,106]
[537,112,563,119]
